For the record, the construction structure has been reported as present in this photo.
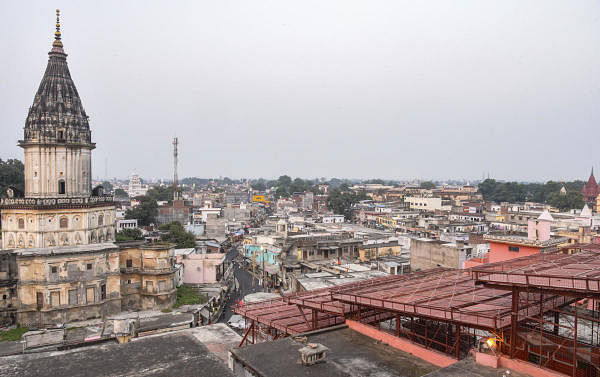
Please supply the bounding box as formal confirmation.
[173,137,179,201]
[234,244,600,377]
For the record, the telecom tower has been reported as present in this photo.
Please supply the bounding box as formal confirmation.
[173,137,179,201]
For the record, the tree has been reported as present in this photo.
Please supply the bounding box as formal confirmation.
[101,181,114,193]
[146,186,175,202]
[159,221,196,248]
[251,179,267,192]
[326,188,368,220]
[277,175,292,186]
[420,181,436,189]
[547,191,584,211]
[115,228,144,242]
[0,159,24,197]
[114,188,128,198]
[478,179,585,206]
[125,196,158,226]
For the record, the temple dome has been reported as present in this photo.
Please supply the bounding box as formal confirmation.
[20,10,93,149]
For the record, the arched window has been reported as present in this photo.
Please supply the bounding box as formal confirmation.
[60,217,68,229]
[98,215,103,226]
[18,218,25,229]
[58,179,66,195]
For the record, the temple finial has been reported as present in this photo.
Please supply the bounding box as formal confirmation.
[53,9,63,48]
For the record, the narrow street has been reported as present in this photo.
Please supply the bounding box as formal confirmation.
[219,245,264,323]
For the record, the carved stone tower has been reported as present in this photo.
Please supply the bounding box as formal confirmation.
[0,10,116,249]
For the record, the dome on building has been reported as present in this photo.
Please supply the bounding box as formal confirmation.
[20,10,93,148]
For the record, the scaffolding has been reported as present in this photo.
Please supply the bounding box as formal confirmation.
[233,247,600,376]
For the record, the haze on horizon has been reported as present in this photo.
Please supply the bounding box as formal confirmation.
[1,1,599,182]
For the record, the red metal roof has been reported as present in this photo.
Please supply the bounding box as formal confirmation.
[234,265,573,334]
[470,250,600,297]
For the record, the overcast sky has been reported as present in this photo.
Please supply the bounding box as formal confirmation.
[1,1,599,182]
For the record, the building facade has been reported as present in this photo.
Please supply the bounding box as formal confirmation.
[14,243,121,326]
[119,244,177,310]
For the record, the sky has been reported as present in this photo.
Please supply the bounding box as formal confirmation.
[1,1,599,182]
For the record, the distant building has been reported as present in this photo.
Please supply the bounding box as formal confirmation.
[156,199,192,225]
[322,214,345,223]
[404,197,451,212]
[178,253,226,285]
[582,167,599,204]
[127,173,148,197]
[117,219,138,232]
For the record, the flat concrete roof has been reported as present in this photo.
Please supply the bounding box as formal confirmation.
[230,326,438,377]
[0,326,237,377]
[12,242,118,257]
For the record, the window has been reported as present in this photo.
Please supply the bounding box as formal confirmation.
[158,280,166,291]
[59,217,68,229]
[86,263,93,271]
[58,180,66,195]
[51,266,58,274]
[509,246,520,252]
[50,291,60,307]
[126,259,132,268]
[68,289,78,305]
[146,281,154,293]
[86,287,95,303]
[18,218,25,229]
[57,130,64,140]
[101,284,106,300]
[98,215,103,226]
[36,292,43,310]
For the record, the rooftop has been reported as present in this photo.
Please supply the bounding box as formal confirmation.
[471,249,600,296]
[12,242,118,257]
[230,325,438,377]
[0,325,237,377]
[483,234,567,248]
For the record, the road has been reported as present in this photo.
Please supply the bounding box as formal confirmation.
[219,245,263,323]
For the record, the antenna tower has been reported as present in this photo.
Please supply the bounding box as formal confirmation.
[173,137,179,201]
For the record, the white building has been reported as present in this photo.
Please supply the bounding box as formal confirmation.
[117,219,138,231]
[127,173,148,197]
[404,197,451,212]
[322,214,345,223]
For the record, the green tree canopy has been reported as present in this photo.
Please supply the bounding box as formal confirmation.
[420,181,436,189]
[0,159,24,197]
[251,179,267,192]
[326,188,368,220]
[114,188,128,198]
[115,228,144,242]
[547,191,584,211]
[146,186,176,202]
[101,181,114,193]
[478,179,586,210]
[158,221,196,248]
[125,196,158,226]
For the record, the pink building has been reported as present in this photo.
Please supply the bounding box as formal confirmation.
[178,253,226,284]
[464,211,564,268]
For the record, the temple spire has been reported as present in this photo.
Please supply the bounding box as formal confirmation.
[53,9,62,48]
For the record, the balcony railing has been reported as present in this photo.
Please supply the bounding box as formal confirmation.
[120,267,176,275]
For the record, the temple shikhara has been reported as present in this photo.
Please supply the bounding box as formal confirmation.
[0,10,116,249]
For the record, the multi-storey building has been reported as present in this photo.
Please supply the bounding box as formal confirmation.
[119,243,177,310]
[0,12,175,327]
[13,243,121,326]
